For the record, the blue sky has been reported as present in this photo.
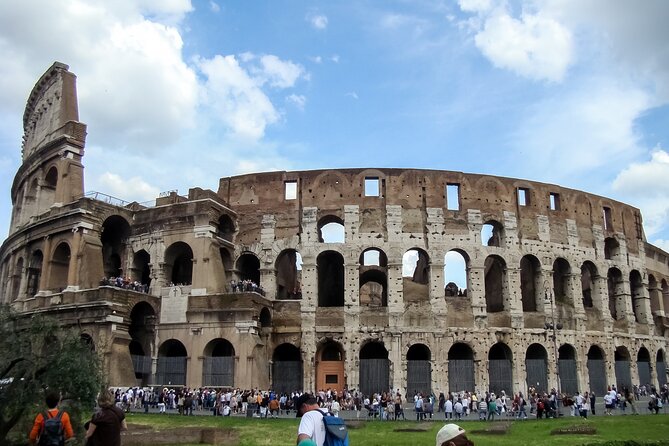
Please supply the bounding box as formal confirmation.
[0,0,668,251]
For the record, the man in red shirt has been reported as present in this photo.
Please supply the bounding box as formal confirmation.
[29,390,74,445]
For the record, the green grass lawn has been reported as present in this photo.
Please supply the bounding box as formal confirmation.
[125,413,669,446]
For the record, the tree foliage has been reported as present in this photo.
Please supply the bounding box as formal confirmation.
[0,305,102,444]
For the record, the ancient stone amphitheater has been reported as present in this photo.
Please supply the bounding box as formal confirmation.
[1,62,667,398]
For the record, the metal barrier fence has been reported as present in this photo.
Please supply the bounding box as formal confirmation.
[202,356,234,387]
[448,360,474,394]
[526,359,548,394]
[488,359,512,395]
[360,359,389,396]
[406,360,431,396]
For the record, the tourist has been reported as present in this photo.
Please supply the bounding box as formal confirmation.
[295,393,328,446]
[436,423,475,446]
[29,390,74,446]
[85,390,127,446]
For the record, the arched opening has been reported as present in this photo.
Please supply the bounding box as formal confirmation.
[101,215,130,278]
[406,344,431,396]
[615,346,632,391]
[359,249,388,307]
[156,339,187,386]
[317,251,344,307]
[553,258,571,305]
[203,338,235,387]
[80,333,95,351]
[484,255,506,313]
[316,341,345,393]
[164,242,193,285]
[525,344,548,394]
[587,345,607,395]
[629,270,644,323]
[648,275,660,314]
[604,237,620,260]
[403,249,430,303]
[359,342,389,396]
[481,220,503,247]
[217,214,235,242]
[273,343,303,394]
[236,252,260,286]
[38,166,58,212]
[131,250,151,291]
[275,249,302,299]
[637,347,651,387]
[558,344,579,395]
[488,343,512,395]
[448,343,475,393]
[220,248,233,288]
[444,250,468,297]
[48,243,70,291]
[520,255,541,311]
[318,216,345,243]
[657,350,667,388]
[128,302,156,385]
[259,307,272,327]
[581,262,598,309]
[26,250,43,297]
[663,280,669,320]
[607,268,624,320]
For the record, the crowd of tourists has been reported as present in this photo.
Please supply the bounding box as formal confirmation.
[100,276,149,293]
[229,279,265,295]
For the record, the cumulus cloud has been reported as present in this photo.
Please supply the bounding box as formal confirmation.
[258,55,305,88]
[307,13,328,30]
[97,172,160,203]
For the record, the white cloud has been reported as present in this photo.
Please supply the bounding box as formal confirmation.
[209,1,220,13]
[458,0,496,14]
[97,172,160,203]
[346,92,359,100]
[307,13,328,30]
[286,94,306,110]
[331,55,340,63]
[310,56,323,64]
[473,12,573,82]
[258,55,305,88]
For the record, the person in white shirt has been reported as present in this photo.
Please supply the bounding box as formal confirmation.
[295,393,327,446]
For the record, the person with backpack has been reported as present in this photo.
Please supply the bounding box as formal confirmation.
[85,390,127,446]
[295,393,349,446]
[29,390,74,446]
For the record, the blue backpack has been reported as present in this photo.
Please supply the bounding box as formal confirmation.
[320,411,349,446]
[39,411,64,446]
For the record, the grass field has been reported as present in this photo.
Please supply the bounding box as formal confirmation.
[125,412,669,446]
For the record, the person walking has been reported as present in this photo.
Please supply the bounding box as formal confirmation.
[85,390,127,446]
[29,390,74,446]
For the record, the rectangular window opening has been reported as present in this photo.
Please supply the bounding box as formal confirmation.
[549,192,560,211]
[284,181,297,200]
[603,206,612,230]
[364,177,380,197]
[325,374,338,384]
[446,183,460,211]
[518,188,529,206]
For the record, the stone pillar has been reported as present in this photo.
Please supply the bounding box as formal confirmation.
[67,228,82,288]
[469,265,487,328]
[507,266,523,328]
[39,236,52,291]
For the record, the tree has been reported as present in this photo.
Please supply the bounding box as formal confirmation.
[0,305,102,445]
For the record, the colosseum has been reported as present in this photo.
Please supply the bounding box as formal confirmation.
[1,62,668,398]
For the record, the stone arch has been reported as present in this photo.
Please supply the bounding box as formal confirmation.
[637,347,652,387]
[614,346,632,391]
[403,248,430,303]
[406,343,431,396]
[444,249,468,297]
[604,237,620,260]
[236,252,260,285]
[80,333,95,351]
[203,338,235,387]
[26,249,43,297]
[273,343,303,394]
[316,340,345,393]
[359,248,388,307]
[629,270,644,323]
[558,344,579,395]
[581,261,598,309]
[38,166,58,212]
[128,301,156,385]
[525,343,548,394]
[587,345,607,395]
[648,274,660,313]
[607,267,624,320]
[217,214,235,242]
[156,339,187,386]
[101,215,130,278]
[317,250,344,307]
[553,257,572,305]
[164,241,193,285]
[448,343,475,393]
[481,220,504,247]
[48,242,70,291]
[359,341,389,396]
[259,307,272,328]
[318,215,345,243]
[488,342,513,395]
[11,257,24,301]
[520,255,541,311]
[484,255,506,312]
[131,250,151,289]
[275,249,302,299]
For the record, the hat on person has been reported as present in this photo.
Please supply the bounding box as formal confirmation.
[294,393,314,418]
[436,424,466,446]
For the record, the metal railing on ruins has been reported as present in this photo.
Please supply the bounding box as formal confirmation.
[79,191,156,209]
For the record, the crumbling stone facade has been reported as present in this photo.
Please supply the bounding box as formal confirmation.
[1,62,668,397]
